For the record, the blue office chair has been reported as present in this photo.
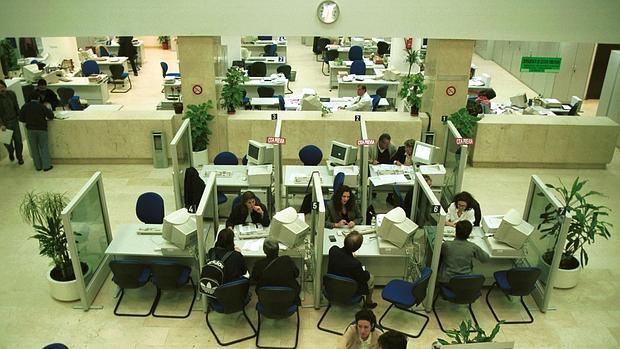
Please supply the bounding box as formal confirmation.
[206,279,257,346]
[135,192,165,224]
[376,85,389,99]
[322,49,339,76]
[242,90,251,110]
[150,261,196,318]
[298,145,323,166]
[317,274,365,335]
[257,36,273,40]
[379,267,432,338]
[109,260,154,317]
[160,61,181,78]
[68,96,83,111]
[333,172,345,193]
[81,60,100,76]
[348,46,363,61]
[278,95,286,111]
[433,274,485,333]
[99,46,112,57]
[486,267,541,324]
[263,44,277,57]
[256,286,300,349]
[371,94,381,111]
[349,60,366,75]
[277,65,293,94]
[110,65,132,93]
[248,62,267,77]
[42,344,69,349]
[213,152,239,204]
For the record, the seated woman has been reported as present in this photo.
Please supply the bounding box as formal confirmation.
[438,221,489,284]
[445,191,476,228]
[226,191,270,229]
[207,228,248,283]
[326,185,362,229]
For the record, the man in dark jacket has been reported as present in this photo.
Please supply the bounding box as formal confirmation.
[328,231,377,308]
[35,79,59,110]
[0,79,23,164]
[251,238,300,303]
[19,92,54,171]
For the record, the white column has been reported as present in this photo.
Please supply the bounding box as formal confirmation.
[41,37,80,67]
[220,36,241,68]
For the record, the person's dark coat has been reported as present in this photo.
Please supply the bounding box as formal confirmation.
[328,246,370,294]
[251,255,300,301]
[207,246,247,283]
[226,202,270,228]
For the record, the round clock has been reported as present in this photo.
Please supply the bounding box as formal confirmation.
[317,1,340,24]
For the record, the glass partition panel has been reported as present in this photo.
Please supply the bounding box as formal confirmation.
[195,172,218,312]
[441,121,468,207]
[171,119,193,209]
[311,172,326,309]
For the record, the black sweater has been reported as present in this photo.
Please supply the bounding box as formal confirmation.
[19,101,53,130]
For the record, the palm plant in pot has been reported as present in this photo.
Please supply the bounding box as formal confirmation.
[183,101,215,166]
[398,43,426,116]
[221,66,249,114]
[433,320,509,348]
[20,191,85,301]
[537,177,612,288]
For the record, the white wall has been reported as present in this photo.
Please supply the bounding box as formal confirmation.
[40,37,79,67]
[220,36,241,67]
[2,0,620,43]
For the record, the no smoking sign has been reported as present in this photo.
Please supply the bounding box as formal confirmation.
[192,84,203,95]
[445,86,456,96]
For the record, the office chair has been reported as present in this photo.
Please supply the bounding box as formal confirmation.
[376,85,388,99]
[277,65,293,93]
[150,261,196,318]
[377,41,391,56]
[379,267,432,338]
[109,65,132,93]
[232,194,262,209]
[486,267,541,324]
[433,274,485,333]
[257,86,275,98]
[213,152,239,205]
[42,344,69,349]
[263,44,277,57]
[135,192,165,224]
[568,96,582,116]
[257,36,273,40]
[68,96,84,111]
[206,278,257,346]
[314,37,332,62]
[298,145,323,166]
[349,60,366,75]
[109,260,154,317]
[248,61,267,77]
[81,60,100,76]
[322,49,339,76]
[317,274,365,335]
[232,60,245,69]
[371,95,381,112]
[160,61,181,78]
[348,46,363,61]
[56,87,75,110]
[99,46,113,57]
[256,286,300,348]
[333,172,345,193]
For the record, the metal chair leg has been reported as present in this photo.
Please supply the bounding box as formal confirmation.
[433,292,478,333]
[206,308,257,346]
[486,285,535,324]
[113,288,153,317]
[152,278,197,318]
[379,303,430,338]
[316,303,343,335]
[256,310,299,349]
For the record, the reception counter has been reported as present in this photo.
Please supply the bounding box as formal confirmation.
[226,111,425,163]
[48,111,182,164]
[472,115,620,168]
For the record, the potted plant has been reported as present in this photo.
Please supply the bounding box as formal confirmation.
[398,43,426,116]
[158,36,170,50]
[220,66,249,114]
[20,191,86,301]
[321,105,332,117]
[433,320,512,348]
[183,101,215,166]
[0,39,20,77]
[537,177,612,288]
[448,108,480,138]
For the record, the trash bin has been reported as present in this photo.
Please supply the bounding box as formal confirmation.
[290,70,297,82]
[151,131,168,168]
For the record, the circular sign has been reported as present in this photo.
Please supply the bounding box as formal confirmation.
[317,0,340,24]
[192,84,203,95]
[446,86,456,96]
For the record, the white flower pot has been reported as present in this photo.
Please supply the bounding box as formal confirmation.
[192,149,209,166]
[47,262,90,302]
[539,254,581,289]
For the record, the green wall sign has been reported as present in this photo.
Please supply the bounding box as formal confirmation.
[520,56,562,73]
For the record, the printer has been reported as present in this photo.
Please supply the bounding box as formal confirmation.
[418,164,446,187]
[247,164,273,186]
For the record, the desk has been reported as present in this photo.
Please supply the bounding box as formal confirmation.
[217,77,287,98]
[245,56,287,75]
[94,57,129,76]
[283,165,334,206]
[368,164,416,215]
[250,97,280,109]
[104,40,146,66]
[338,76,399,99]
[163,78,182,101]
[283,96,389,111]
[328,59,380,89]
[326,44,376,60]
[84,104,123,111]
[47,76,110,105]
[241,42,288,59]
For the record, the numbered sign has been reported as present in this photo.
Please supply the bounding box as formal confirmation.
[357,139,376,146]
[432,205,441,213]
[312,201,319,211]
[354,114,361,121]
[455,138,475,145]
[441,115,448,122]
[271,113,278,120]
[266,136,286,145]
[278,56,285,63]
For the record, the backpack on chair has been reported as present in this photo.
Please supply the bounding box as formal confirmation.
[199,250,233,297]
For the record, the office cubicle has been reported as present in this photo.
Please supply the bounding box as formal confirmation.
[170,119,194,210]
[522,175,571,312]
[195,172,218,312]
[441,120,468,207]
[311,172,326,309]
[62,172,113,311]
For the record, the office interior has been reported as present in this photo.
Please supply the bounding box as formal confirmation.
[2,2,620,348]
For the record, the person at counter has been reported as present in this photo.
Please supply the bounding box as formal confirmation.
[445,191,476,228]
[393,139,415,166]
[19,92,54,171]
[341,84,372,111]
[339,309,381,349]
[117,36,138,76]
[226,191,270,229]
[438,221,489,284]
[35,79,59,111]
[328,231,377,309]
[326,185,362,229]
[369,133,397,165]
[0,79,24,165]
[207,228,247,283]
[251,238,300,304]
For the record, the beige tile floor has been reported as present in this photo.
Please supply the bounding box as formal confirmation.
[1,38,617,348]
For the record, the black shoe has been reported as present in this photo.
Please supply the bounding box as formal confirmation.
[364,302,378,309]
[18,159,24,165]
[36,168,42,171]
[8,153,14,162]
[43,166,53,172]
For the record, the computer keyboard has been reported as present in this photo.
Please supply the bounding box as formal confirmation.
[238,231,270,240]
[356,228,376,235]
[214,170,232,178]
[137,226,162,235]
[294,175,310,184]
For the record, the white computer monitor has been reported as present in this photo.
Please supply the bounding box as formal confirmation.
[301,94,323,111]
[494,209,534,249]
[22,64,42,83]
[377,207,418,248]
[162,208,197,249]
[328,140,358,166]
[269,207,309,248]
[247,140,274,165]
[412,141,438,165]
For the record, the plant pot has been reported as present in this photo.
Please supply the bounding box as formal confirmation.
[433,342,515,348]
[540,254,581,289]
[192,149,209,166]
[173,102,184,114]
[227,106,236,114]
[47,262,89,302]
[410,106,419,116]
[161,42,169,50]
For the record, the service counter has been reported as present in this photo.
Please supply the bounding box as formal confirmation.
[48,111,182,164]
[226,111,425,163]
[472,114,620,168]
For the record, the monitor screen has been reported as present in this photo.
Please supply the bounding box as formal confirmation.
[412,141,437,165]
[269,207,309,248]
[331,143,347,161]
[248,142,260,160]
[377,207,418,248]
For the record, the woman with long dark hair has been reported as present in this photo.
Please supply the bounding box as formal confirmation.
[226,191,270,229]
[206,228,247,282]
[325,185,362,228]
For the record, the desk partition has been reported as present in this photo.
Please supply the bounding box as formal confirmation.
[311,172,326,309]
[195,172,218,312]
[359,120,370,224]
[441,120,468,206]
[170,119,194,210]
[62,172,113,311]
[273,118,283,212]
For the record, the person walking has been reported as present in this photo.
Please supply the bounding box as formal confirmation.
[19,92,54,171]
[0,79,24,164]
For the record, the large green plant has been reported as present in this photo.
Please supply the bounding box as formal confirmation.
[0,39,19,71]
[221,66,249,113]
[538,177,612,269]
[448,108,480,138]
[436,320,502,345]
[399,43,425,112]
[19,192,73,281]
[183,101,215,152]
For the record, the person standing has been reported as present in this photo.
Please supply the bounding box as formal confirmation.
[0,79,24,165]
[35,79,59,110]
[117,36,138,76]
[19,93,54,171]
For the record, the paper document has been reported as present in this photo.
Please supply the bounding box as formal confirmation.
[242,238,264,252]
[0,128,13,145]
[236,223,263,234]
[369,174,408,186]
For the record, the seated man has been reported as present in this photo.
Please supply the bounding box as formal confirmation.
[251,238,301,303]
[438,221,490,284]
[328,231,376,308]
[339,309,381,349]
[369,133,398,165]
[342,84,372,111]
[378,331,407,349]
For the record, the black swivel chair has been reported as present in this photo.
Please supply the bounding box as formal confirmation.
[322,49,339,76]
[377,41,391,56]
[206,278,257,346]
[248,62,267,77]
[375,85,389,99]
[486,267,541,324]
[313,37,331,62]
[256,286,300,349]
[109,65,132,93]
[277,64,293,94]
[263,44,277,57]
[433,274,485,333]
[56,87,75,110]
[317,274,364,335]
[257,86,275,98]
[109,260,154,317]
[150,262,197,318]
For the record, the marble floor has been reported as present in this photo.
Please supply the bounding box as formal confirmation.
[0,38,617,349]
